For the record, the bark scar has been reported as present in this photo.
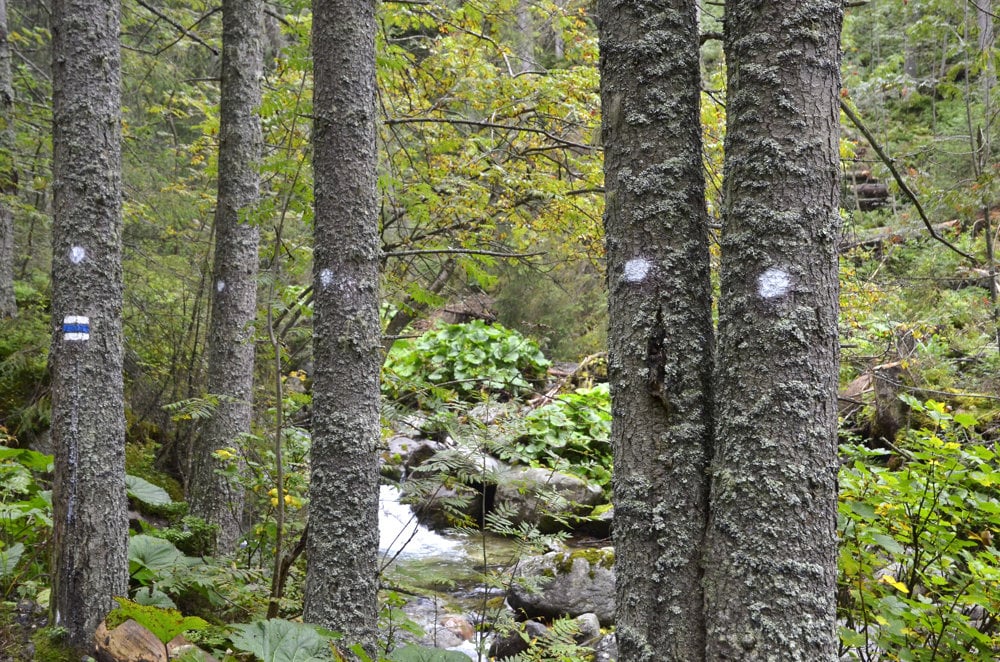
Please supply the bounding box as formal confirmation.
[646,308,672,415]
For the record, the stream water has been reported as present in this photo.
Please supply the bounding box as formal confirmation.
[377,484,519,605]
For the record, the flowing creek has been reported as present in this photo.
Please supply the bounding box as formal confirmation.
[378,484,519,604]
[378,484,524,658]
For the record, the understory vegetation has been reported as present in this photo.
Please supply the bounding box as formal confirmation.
[1,0,999,660]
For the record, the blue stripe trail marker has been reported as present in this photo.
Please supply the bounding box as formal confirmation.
[63,316,90,341]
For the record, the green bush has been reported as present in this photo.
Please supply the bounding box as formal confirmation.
[838,397,1000,660]
[503,384,612,490]
[383,320,551,408]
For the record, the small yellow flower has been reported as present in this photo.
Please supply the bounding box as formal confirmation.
[268,488,279,497]
[213,449,234,461]
[270,497,279,507]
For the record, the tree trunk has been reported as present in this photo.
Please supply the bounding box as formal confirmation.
[599,2,714,660]
[187,0,263,555]
[303,0,380,657]
[49,0,128,650]
[0,0,15,319]
[703,0,843,659]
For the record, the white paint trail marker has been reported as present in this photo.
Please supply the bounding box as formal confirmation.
[623,257,651,283]
[63,316,90,341]
[758,267,791,299]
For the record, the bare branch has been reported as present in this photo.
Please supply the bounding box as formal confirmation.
[384,247,545,259]
[134,0,219,56]
[840,98,977,263]
[384,116,599,152]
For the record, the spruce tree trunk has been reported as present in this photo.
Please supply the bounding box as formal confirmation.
[599,2,714,660]
[188,0,263,554]
[303,0,381,656]
[49,0,128,649]
[703,0,843,659]
[0,0,16,319]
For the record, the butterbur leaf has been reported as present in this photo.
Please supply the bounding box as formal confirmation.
[132,586,177,609]
[229,619,333,662]
[388,644,474,662]
[126,474,173,506]
[128,534,190,575]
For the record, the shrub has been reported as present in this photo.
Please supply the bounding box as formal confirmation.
[383,320,551,408]
[838,397,1000,660]
[502,384,612,491]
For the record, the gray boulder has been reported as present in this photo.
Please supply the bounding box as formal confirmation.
[494,467,604,532]
[507,547,616,626]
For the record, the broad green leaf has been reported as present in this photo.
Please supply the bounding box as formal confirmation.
[952,412,978,429]
[388,644,473,662]
[129,534,188,574]
[132,586,177,609]
[870,533,906,556]
[0,542,24,577]
[126,475,173,506]
[229,619,334,662]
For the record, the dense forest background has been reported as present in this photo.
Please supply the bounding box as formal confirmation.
[0,0,998,660]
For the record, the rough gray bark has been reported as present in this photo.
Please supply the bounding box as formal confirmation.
[303,0,380,657]
[703,0,843,659]
[49,0,128,650]
[599,2,714,660]
[0,0,15,319]
[187,0,263,554]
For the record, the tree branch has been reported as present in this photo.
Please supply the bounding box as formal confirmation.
[384,247,545,259]
[384,116,599,152]
[840,98,977,263]
[134,0,219,56]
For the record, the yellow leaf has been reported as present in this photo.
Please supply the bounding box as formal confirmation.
[878,575,909,593]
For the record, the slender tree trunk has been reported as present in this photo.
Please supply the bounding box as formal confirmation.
[703,0,843,659]
[515,0,535,73]
[188,0,263,554]
[49,0,128,650]
[599,2,714,660]
[303,0,381,657]
[0,0,16,319]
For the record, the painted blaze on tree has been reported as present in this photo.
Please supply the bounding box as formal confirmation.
[49,0,129,650]
[304,0,381,658]
[703,0,843,659]
[599,1,714,660]
[601,0,843,659]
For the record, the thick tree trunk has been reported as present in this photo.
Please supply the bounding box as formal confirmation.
[599,2,714,660]
[303,0,381,657]
[0,0,15,319]
[703,0,843,659]
[188,0,263,554]
[49,0,128,650]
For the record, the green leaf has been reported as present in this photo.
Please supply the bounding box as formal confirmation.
[229,619,334,662]
[870,532,906,556]
[132,586,177,609]
[849,501,878,522]
[0,446,53,472]
[126,474,174,506]
[388,644,474,662]
[129,534,189,574]
[108,598,209,645]
[0,542,24,577]
[952,412,978,429]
